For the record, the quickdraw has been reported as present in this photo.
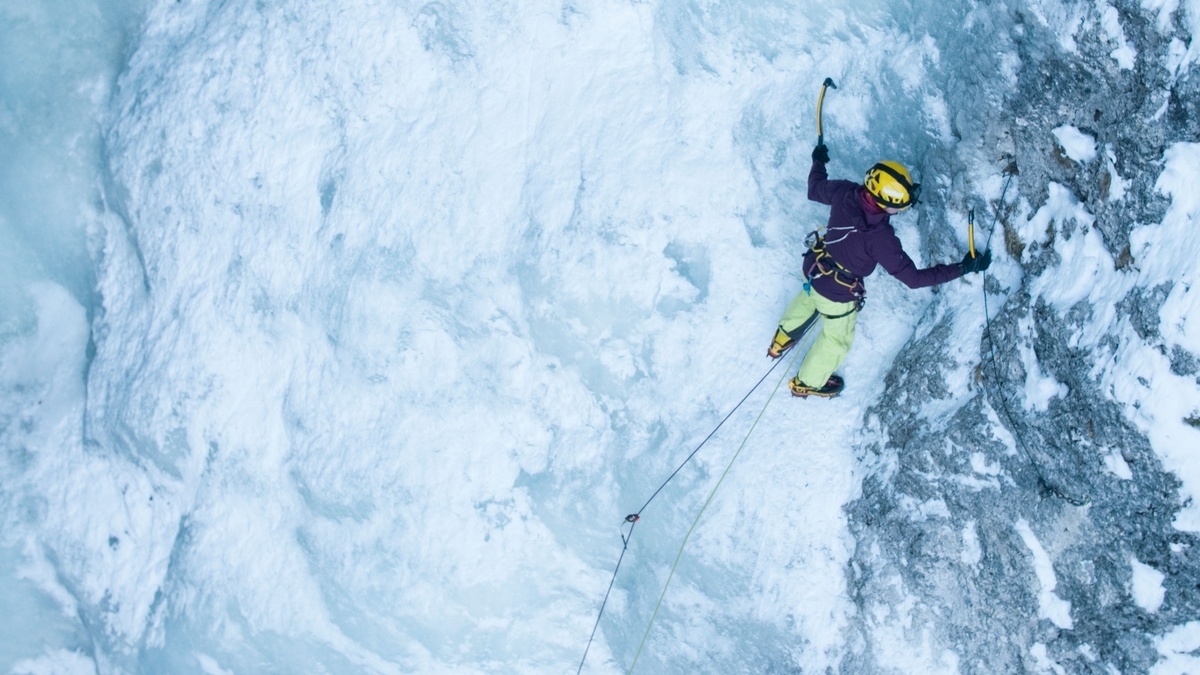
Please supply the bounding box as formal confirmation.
[803,230,865,317]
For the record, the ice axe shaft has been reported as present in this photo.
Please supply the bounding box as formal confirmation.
[816,77,836,145]
[968,208,976,258]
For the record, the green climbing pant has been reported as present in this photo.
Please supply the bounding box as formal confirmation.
[778,287,857,388]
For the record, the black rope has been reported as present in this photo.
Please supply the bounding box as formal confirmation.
[575,325,810,674]
[978,171,1089,506]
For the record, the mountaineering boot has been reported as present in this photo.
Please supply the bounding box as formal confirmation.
[768,327,796,358]
[789,374,844,398]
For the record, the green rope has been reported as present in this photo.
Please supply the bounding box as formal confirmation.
[626,344,804,673]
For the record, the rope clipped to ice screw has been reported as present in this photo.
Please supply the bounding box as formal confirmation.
[977,167,1090,507]
[576,327,813,674]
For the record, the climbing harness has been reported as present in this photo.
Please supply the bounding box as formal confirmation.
[977,169,1089,507]
[803,229,865,316]
[576,325,817,675]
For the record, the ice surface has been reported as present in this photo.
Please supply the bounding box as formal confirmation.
[0,0,144,316]
[3,0,1200,673]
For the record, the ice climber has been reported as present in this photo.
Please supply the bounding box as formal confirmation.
[768,143,992,398]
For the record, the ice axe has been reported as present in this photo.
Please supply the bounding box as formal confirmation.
[816,77,837,145]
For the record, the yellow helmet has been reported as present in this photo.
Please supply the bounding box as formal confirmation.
[864,161,921,210]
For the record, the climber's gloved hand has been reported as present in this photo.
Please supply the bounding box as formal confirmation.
[959,249,992,275]
[812,143,830,164]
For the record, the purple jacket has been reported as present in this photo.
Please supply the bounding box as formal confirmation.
[803,159,963,303]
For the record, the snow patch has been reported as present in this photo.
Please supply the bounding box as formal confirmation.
[1025,183,1129,356]
[1016,519,1074,630]
[1152,621,1200,675]
[1104,145,1129,201]
[961,521,982,566]
[1018,316,1069,412]
[898,496,952,521]
[1141,0,1180,33]
[1131,556,1167,613]
[1098,2,1137,69]
[1121,143,1200,532]
[1030,642,1067,674]
[1143,143,1200,288]
[1017,183,1089,259]
[1027,0,1086,53]
[1103,449,1133,480]
[1142,0,1200,70]
[1052,125,1097,163]
[1031,219,1114,313]
[970,452,1001,476]
[1165,37,1190,77]
[985,403,1021,457]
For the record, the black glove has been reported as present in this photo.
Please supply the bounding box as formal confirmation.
[959,249,992,274]
[812,143,829,163]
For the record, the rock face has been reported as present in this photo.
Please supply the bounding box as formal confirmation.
[840,2,1200,673]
